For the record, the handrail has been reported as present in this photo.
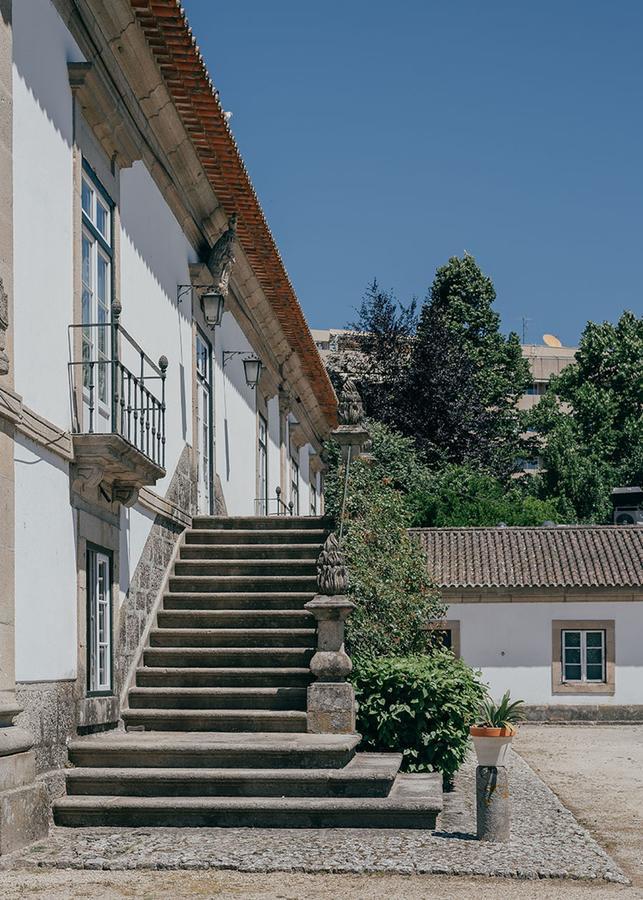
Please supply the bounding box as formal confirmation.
[255,486,295,516]
[67,301,167,468]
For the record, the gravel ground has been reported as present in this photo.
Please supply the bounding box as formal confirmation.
[0,869,639,900]
[515,725,643,889]
[2,751,626,883]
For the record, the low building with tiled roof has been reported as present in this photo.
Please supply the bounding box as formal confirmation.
[411,526,643,721]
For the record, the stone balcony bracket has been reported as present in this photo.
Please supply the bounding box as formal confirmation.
[71,433,166,508]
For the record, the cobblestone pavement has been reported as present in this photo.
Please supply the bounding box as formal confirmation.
[2,752,627,884]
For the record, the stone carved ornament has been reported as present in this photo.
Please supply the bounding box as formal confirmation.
[317,533,348,595]
[337,376,364,426]
[0,277,8,376]
[207,213,237,297]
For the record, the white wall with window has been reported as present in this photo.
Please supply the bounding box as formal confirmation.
[447,601,642,706]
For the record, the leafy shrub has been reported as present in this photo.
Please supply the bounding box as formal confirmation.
[323,423,444,659]
[352,651,486,779]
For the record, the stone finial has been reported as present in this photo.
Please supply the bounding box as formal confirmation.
[337,376,364,426]
[317,533,348,595]
[207,213,237,298]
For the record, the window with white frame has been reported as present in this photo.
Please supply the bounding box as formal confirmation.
[87,546,112,694]
[257,413,268,514]
[81,164,113,416]
[310,479,317,516]
[562,629,606,683]
[290,457,300,515]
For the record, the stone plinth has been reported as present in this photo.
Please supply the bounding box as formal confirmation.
[304,595,356,735]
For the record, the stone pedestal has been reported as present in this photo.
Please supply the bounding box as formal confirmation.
[330,425,370,464]
[304,595,356,735]
[476,765,510,842]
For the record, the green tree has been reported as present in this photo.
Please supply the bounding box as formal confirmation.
[530,311,643,521]
[329,280,416,427]
[411,464,565,527]
[411,254,531,477]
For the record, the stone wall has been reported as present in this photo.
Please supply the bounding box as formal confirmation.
[114,445,193,699]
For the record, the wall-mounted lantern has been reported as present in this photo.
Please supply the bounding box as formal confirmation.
[223,350,262,389]
[177,284,225,329]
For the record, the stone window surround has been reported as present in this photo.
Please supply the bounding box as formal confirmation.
[551,619,615,696]
[74,502,121,728]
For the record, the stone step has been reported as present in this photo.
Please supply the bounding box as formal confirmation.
[149,627,316,649]
[128,686,307,710]
[168,575,318,593]
[122,708,308,733]
[135,667,313,688]
[173,560,317,577]
[143,647,314,669]
[162,592,314,611]
[180,544,322,561]
[65,754,402,798]
[185,529,328,546]
[157,610,313,629]
[54,773,442,828]
[192,516,331,531]
[67,731,361,770]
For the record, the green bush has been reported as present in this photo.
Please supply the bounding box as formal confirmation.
[323,423,444,659]
[351,651,486,779]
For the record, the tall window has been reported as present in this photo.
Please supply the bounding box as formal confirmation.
[290,457,300,515]
[257,414,268,514]
[87,547,112,694]
[562,629,606,683]
[310,480,317,516]
[195,330,213,515]
[81,165,113,418]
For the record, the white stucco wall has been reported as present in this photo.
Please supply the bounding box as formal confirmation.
[448,601,643,705]
[215,311,258,516]
[12,0,84,426]
[119,161,196,497]
[14,436,77,682]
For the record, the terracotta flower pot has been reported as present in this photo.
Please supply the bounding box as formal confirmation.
[469,725,515,766]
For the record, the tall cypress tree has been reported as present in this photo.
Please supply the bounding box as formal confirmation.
[410,254,531,477]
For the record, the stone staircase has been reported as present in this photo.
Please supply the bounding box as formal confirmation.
[54,515,442,828]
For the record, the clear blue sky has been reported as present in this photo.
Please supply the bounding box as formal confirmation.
[183,1,642,346]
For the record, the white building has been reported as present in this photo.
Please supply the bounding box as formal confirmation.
[414,526,643,721]
[0,0,336,849]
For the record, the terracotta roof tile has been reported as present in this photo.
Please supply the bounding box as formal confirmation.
[129,0,336,426]
[410,527,643,589]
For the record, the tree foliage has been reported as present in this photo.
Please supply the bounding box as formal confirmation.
[411,464,565,527]
[334,256,531,479]
[530,311,643,521]
[323,424,444,660]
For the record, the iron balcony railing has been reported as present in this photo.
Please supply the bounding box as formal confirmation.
[255,487,295,516]
[68,301,168,469]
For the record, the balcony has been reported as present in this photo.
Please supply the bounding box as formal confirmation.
[68,302,167,507]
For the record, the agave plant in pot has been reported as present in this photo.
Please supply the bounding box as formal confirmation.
[470,691,525,767]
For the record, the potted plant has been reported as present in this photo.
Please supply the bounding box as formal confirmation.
[470,690,525,767]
